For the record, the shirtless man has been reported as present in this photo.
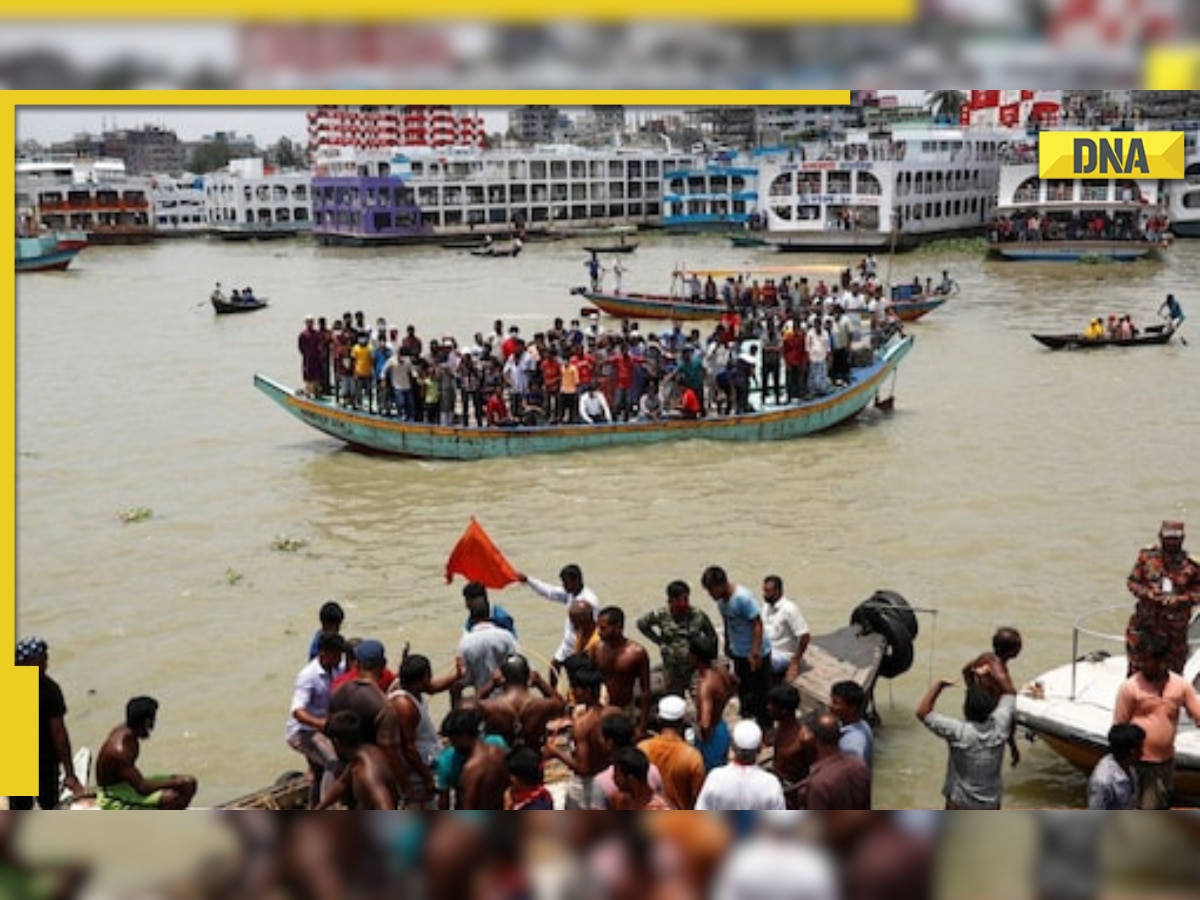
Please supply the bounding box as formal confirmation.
[476,654,567,751]
[589,606,652,736]
[95,696,197,810]
[316,710,402,810]
[439,708,509,810]
[963,627,1021,766]
[765,683,816,809]
[690,635,738,771]
[543,665,621,809]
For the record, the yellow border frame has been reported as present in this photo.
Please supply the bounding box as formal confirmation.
[3,1,914,20]
[2,88,850,795]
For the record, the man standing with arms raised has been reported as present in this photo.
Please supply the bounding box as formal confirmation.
[702,565,772,731]
[517,563,600,675]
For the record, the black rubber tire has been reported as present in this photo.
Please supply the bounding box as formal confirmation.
[850,591,917,679]
[851,590,919,640]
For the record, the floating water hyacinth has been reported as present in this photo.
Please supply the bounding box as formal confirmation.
[225,568,243,585]
[270,536,307,552]
[119,507,153,523]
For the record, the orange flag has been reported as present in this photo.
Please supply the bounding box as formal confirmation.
[445,518,520,589]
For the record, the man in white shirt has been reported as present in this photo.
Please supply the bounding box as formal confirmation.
[517,564,601,669]
[695,720,786,810]
[286,632,346,808]
[579,385,613,424]
[762,575,810,683]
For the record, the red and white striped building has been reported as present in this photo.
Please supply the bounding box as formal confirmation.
[960,90,1063,129]
[306,105,486,153]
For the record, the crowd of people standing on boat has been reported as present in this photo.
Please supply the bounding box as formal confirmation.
[987,209,1170,244]
[295,266,928,427]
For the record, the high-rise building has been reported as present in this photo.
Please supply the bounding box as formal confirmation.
[307,105,485,152]
[507,106,560,144]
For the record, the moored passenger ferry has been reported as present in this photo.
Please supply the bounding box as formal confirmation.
[17,156,154,245]
[987,137,1170,262]
[663,127,1007,251]
[310,144,694,246]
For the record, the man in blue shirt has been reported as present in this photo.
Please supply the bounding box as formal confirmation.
[702,565,772,731]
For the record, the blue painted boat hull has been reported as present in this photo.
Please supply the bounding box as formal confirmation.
[254,336,915,461]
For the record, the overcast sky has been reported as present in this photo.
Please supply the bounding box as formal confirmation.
[17,94,927,146]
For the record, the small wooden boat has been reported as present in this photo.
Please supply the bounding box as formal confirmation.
[573,287,724,321]
[441,238,490,250]
[728,234,771,248]
[212,293,269,314]
[217,772,311,810]
[1016,606,1200,802]
[254,334,914,461]
[471,241,523,258]
[582,241,638,254]
[1031,323,1175,350]
[891,297,948,323]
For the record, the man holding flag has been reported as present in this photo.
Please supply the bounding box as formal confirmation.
[445,518,600,676]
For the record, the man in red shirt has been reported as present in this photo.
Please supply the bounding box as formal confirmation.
[783,322,808,402]
[675,386,701,420]
[485,388,517,427]
[540,350,562,423]
[611,345,636,422]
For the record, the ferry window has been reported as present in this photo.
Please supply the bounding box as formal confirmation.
[1047,179,1073,202]
[858,172,881,195]
[609,161,623,177]
[572,184,587,201]
[970,198,978,213]
[1014,177,1039,204]
[954,200,961,215]
[935,203,942,217]
[1183,193,1200,208]
[628,161,642,177]
[732,176,746,192]
[924,202,932,218]
[1081,183,1107,202]
[610,184,625,199]
[531,161,547,179]
[711,176,728,193]
[915,172,924,195]
[511,185,527,203]
[571,161,586,178]
[294,208,309,222]
[935,172,943,191]
[828,172,851,194]
[772,202,793,221]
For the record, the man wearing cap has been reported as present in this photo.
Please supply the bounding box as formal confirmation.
[1126,520,1200,674]
[695,720,786,810]
[298,315,323,398]
[328,639,408,803]
[638,696,707,810]
[9,637,85,810]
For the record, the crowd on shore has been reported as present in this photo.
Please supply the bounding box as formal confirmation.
[295,262,935,427]
[11,520,1196,812]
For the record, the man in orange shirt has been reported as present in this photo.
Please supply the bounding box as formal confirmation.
[638,695,707,811]
[1113,637,1200,808]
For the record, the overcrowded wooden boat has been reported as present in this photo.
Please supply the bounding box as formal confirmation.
[254,333,914,462]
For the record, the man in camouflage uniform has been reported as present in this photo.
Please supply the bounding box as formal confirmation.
[636,580,719,698]
[1126,520,1200,675]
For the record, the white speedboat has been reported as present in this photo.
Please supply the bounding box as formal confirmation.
[1016,605,1200,800]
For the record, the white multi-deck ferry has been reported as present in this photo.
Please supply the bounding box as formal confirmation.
[987,134,1170,261]
[664,126,1007,251]
[148,174,208,237]
[309,144,695,245]
[204,158,312,240]
[17,156,154,244]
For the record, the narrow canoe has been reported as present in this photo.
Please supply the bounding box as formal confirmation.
[582,242,638,254]
[890,297,948,322]
[212,295,269,314]
[254,335,914,461]
[1031,326,1174,350]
